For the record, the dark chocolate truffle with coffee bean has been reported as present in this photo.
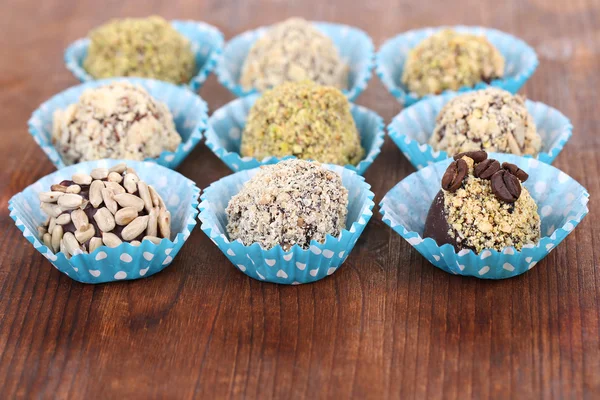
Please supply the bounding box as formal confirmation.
[36,164,172,258]
[424,151,540,253]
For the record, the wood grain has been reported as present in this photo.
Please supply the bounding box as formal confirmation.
[1,0,599,398]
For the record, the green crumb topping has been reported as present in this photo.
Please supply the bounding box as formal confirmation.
[402,29,505,97]
[84,16,196,84]
[241,80,364,166]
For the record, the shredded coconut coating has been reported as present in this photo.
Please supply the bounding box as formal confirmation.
[52,82,181,165]
[444,157,540,253]
[402,29,505,97]
[226,160,349,251]
[240,18,349,91]
[241,80,364,165]
[84,16,195,84]
[429,88,542,156]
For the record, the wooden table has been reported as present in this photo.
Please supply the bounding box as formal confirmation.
[1,0,599,398]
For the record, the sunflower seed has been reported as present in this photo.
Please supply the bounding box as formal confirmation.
[51,184,68,193]
[105,181,126,195]
[39,191,64,203]
[130,240,141,246]
[71,209,89,231]
[149,185,166,208]
[115,207,138,225]
[122,215,149,241]
[72,173,92,185]
[41,202,62,218]
[101,188,118,214]
[113,193,144,211]
[102,232,122,248]
[75,224,95,244]
[66,185,81,194]
[147,207,158,237]
[55,213,71,225]
[90,180,105,208]
[137,182,153,213]
[109,163,127,173]
[158,207,171,239]
[48,217,56,233]
[42,232,52,249]
[107,171,123,183]
[90,167,109,180]
[37,226,47,236]
[143,235,162,245]
[60,239,70,259]
[93,207,116,232]
[123,173,139,194]
[63,232,84,256]
[51,225,63,253]
[58,193,83,210]
[89,237,103,253]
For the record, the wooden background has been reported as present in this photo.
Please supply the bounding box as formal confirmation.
[1,0,599,398]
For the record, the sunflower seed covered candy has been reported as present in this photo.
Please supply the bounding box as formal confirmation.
[37,164,172,258]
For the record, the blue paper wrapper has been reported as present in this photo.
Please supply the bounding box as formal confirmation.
[388,92,573,169]
[28,77,208,170]
[204,94,384,175]
[216,21,374,101]
[376,26,539,106]
[64,20,224,92]
[199,164,375,284]
[8,160,200,284]
[380,153,589,279]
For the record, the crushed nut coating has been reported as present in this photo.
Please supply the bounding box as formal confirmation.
[443,156,540,253]
[84,16,195,84]
[430,88,542,156]
[52,82,181,165]
[402,29,505,97]
[226,160,349,251]
[241,80,364,165]
[240,18,349,91]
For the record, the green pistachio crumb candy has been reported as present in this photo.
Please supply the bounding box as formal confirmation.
[401,29,505,97]
[241,81,364,166]
[84,16,196,84]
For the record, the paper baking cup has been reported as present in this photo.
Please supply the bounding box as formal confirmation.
[64,20,224,92]
[388,92,572,170]
[204,94,384,175]
[216,21,374,101]
[380,153,589,279]
[8,159,199,284]
[199,164,375,284]
[28,77,207,170]
[376,26,539,106]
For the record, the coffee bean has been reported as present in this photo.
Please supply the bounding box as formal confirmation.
[491,170,522,203]
[474,159,501,180]
[502,162,529,182]
[441,159,468,192]
[453,150,488,163]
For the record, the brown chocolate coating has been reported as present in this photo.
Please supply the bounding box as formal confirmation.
[423,191,460,250]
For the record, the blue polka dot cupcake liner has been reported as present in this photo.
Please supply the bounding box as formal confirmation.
[204,94,385,175]
[388,92,572,170]
[376,26,539,106]
[216,21,374,101]
[64,20,224,92]
[380,153,589,279]
[198,164,375,284]
[28,77,208,170]
[8,160,200,284]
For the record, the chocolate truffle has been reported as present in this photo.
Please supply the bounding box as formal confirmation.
[84,16,195,84]
[240,18,349,91]
[226,160,348,251]
[37,164,172,258]
[402,29,505,97]
[424,152,540,253]
[429,88,542,156]
[52,82,181,165]
[241,80,364,165]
